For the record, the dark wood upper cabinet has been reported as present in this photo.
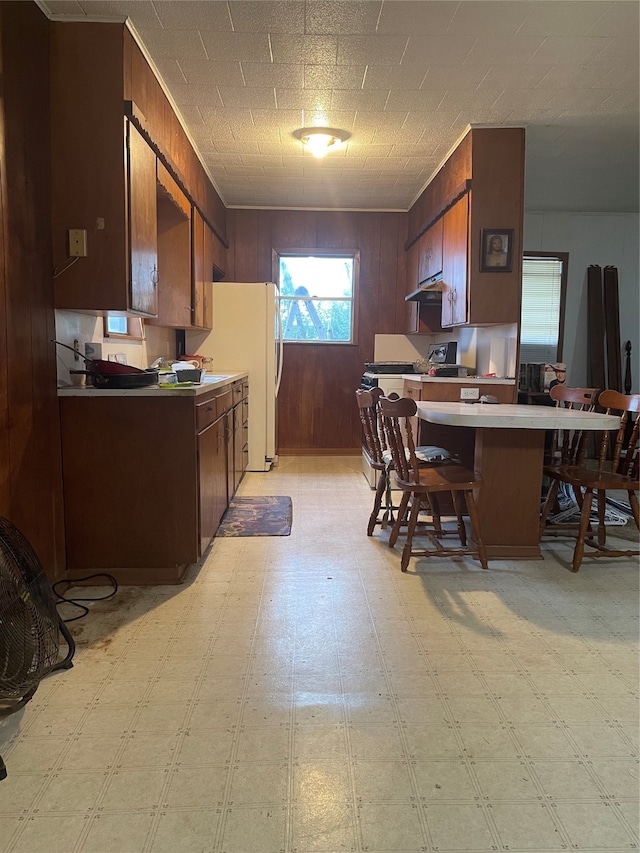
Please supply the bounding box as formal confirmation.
[405,128,525,330]
[128,122,159,316]
[49,20,227,318]
[441,195,469,327]
[50,23,159,314]
[147,162,192,328]
[192,207,215,330]
[418,218,443,284]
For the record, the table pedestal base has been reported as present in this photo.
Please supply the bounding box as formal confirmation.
[473,428,545,560]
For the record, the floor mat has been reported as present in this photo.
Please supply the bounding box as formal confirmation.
[216,495,293,537]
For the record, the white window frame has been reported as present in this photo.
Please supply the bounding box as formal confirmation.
[274,249,360,345]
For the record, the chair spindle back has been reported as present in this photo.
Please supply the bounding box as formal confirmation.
[549,385,600,465]
[356,387,385,466]
[597,390,640,479]
[379,396,420,485]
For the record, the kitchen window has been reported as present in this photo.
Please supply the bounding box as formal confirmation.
[104,314,145,340]
[519,252,568,364]
[276,251,359,343]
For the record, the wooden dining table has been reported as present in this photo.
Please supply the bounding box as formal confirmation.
[415,401,621,559]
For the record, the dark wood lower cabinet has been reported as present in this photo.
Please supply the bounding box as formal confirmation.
[198,414,227,556]
[59,377,248,585]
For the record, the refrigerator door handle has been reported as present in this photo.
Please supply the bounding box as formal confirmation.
[275,293,284,397]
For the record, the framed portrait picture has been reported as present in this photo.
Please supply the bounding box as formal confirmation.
[480,228,514,272]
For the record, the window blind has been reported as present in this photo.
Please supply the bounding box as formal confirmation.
[519,256,563,364]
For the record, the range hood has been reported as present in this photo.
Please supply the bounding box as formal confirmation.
[405,272,444,303]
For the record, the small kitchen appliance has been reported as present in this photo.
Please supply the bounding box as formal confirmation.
[424,341,469,377]
[361,362,414,390]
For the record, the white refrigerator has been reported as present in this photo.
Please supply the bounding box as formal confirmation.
[186,282,283,472]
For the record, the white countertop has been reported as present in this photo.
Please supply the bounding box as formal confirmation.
[57,372,247,398]
[404,374,515,384]
[416,401,621,430]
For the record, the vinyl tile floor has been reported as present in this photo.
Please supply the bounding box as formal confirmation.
[1,456,638,853]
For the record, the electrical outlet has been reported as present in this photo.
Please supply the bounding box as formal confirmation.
[68,228,87,257]
[460,387,480,401]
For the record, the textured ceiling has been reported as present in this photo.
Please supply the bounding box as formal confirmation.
[40,0,639,212]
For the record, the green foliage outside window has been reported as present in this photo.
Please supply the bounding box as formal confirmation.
[279,255,354,342]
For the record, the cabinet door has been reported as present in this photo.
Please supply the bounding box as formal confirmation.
[191,210,214,331]
[127,121,158,316]
[233,402,244,494]
[418,218,443,283]
[203,222,215,329]
[405,241,420,333]
[152,164,193,328]
[225,410,234,504]
[192,207,205,328]
[441,196,469,326]
[198,415,227,554]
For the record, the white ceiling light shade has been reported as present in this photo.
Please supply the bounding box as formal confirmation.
[293,127,351,158]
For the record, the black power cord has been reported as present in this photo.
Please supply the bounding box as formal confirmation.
[52,573,118,622]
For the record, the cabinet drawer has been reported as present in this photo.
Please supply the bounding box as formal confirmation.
[196,397,218,432]
[403,380,422,400]
[196,388,234,432]
[215,389,233,416]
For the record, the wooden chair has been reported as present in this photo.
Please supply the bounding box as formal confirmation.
[378,395,488,572]
[356,388,458,537]
[545,384,600,466]
[539,389,639,572]
[357,387,394,535]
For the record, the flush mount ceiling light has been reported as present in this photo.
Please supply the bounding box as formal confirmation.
[293,126,351,158]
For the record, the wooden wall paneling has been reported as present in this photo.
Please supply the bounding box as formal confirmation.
[228,209,260,281]
[276,347,317,449]
[377,213,403,335]
[356,213,380,351]
[257,210,275,280]
[272,209,316,248]
[1,2,65,579]
[378,213,407,334]
[227,208,406,450]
